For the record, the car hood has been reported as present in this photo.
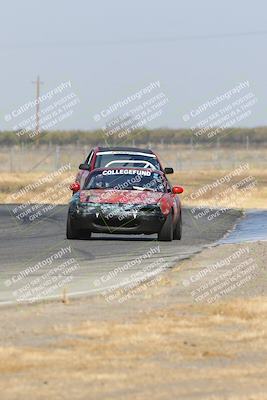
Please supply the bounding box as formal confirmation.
[80,189,163,205]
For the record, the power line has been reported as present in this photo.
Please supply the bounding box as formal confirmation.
[1,30,267,48]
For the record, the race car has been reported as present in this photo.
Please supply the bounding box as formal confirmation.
[67,167,183,241]
[76,146,174,189]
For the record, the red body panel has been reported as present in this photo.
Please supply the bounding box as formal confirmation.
[80,189,163,205]
[79,187,180,223]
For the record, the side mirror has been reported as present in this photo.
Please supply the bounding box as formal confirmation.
[164,167,174,174]
[79,163,90,171]
[70,182,80,193]
[172,186,184,194]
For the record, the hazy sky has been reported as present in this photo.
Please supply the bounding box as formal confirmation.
[1,0,266,131]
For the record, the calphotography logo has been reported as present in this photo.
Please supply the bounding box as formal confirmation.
[182,246,260,304]
[5,163,75,232]
[181,80,258,142]
[183,162,258,221]
[4,80,80,139]
[92,80,169,144]
[3,244,80,304]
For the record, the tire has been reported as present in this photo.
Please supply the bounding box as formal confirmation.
[158,212,173,241]
[173,212,182,240]
[66,214,78,239]
[78,230,92,240]
[66,214,92,240]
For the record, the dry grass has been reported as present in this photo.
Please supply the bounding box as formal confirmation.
[0,172,75,204]
[0,168,266,209]
[0,145,266,208]
[1,297,267,399]
[170,168,267,209]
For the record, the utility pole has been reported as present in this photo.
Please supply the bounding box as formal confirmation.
[32,75,43,145]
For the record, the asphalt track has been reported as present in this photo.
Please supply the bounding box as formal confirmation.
[0,205,242,305]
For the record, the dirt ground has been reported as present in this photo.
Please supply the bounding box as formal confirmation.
[0,239,267,400]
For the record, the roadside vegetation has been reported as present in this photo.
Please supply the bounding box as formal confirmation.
[1,127,267,146]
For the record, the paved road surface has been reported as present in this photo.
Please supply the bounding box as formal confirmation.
[0,205,241,305]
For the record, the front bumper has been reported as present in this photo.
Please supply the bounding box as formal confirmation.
[69,203,165,234]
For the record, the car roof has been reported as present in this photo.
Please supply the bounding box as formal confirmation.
[96,146,155,154]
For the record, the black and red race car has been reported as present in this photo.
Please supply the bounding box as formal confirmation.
[76,146,173,189]
[67,167,183,241]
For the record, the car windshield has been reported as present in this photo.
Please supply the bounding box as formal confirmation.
[84,169,166,192]
[94,152,161,170]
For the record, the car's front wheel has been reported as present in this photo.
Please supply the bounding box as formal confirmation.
[66,214,92,240]
[78,230,92,240]
[158,212,173,241]
[173,212,182,240]
[66,214,78,239]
